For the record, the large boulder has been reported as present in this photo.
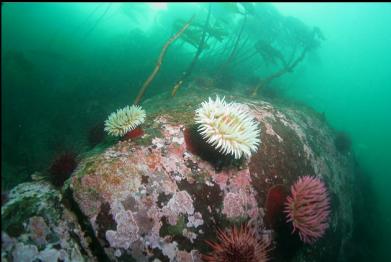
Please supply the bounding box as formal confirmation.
[65,87,356,261]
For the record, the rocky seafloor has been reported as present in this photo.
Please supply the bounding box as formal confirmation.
[2,86,356,261]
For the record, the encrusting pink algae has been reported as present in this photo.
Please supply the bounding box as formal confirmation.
[2,88,356,261]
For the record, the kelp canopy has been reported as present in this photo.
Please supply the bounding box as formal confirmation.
[132,2,324,102]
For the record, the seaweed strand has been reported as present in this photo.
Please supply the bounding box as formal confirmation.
[172,5,212,96]
[134,14,196,105]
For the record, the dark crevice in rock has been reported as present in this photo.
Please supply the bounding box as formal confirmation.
[270,219,303,262]
[96,202,117,247]
[68,230,88,257]
[184,124,244,171]
[117,251,137,262]
[63,187,110,261]
[149,247,169,262]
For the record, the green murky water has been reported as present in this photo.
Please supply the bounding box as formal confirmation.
[2,3,390,261]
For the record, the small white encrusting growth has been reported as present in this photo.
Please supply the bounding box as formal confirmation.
[104,105,146,137]
[195,96,261,159]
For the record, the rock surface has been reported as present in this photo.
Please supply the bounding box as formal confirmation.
[1,181,96,262]
[2,87,356,261]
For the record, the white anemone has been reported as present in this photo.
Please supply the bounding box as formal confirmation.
[104,105,146,137]
[195,96,261,159]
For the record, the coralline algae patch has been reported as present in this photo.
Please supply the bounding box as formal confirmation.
[69,112,269,261]
[65,94,354,261]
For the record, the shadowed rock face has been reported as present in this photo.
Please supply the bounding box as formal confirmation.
[1,182,97,261]
[1,88,356,261]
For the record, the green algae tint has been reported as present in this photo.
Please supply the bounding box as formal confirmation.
[2,3,390,261]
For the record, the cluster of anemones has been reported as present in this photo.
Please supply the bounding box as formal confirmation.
[195,96,261,160]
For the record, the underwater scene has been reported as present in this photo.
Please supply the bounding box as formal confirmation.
[1,2,391,262]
